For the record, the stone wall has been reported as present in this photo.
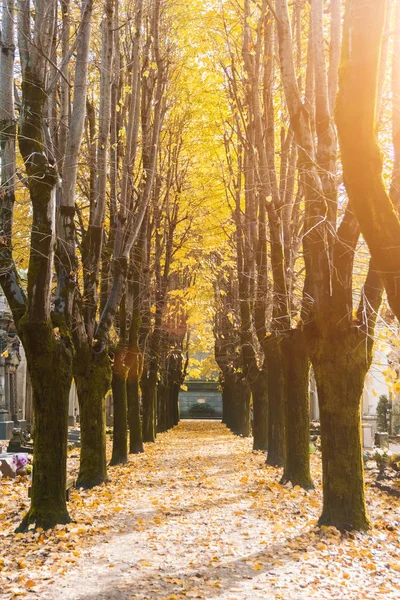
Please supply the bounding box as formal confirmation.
[179,381,222,418]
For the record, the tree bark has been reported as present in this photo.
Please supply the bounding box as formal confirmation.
[250,366,268,451]
[110,346,129,465]
[141,371,157,443]
[10,0,75,530]
[127,241,144,453]
[127,374,144,453]
[264,334,286,467]
[311,329,371,530]
[157,379,168,433]
[75,351,111,487]
[233,376,251,437]
[281,329,313,489]
[17,322,72,531]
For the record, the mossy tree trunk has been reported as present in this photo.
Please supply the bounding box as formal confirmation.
[251,366,268,451]
[221,370,236,432]
[8,7,76,531]
[127,374,143,453]
[221,377,227,425]
[74,350,112,488]
[225,369,239,434]
[264,334,285,467]
[17,322,73,532]
[165,381,174,431]
[281,329,313,489]
[311,330,372,530]
[127,236,144,454]
[232,376,251,437]
[157,379,168,433]
[165,350,183,429]
[171,381,180,427]
[110,345,129,465]
[141,370,156,442]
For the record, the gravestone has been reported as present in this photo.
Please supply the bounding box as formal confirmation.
[0,456,16,478]
[68,428,81,448]
[7,428,33,453]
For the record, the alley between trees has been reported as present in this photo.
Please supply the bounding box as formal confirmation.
[2,421,399,600]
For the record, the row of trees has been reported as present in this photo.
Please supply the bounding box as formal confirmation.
[212,0,399,531]
[1,0,399,535]
[0,0,201,531]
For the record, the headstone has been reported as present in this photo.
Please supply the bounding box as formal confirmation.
[363,423,374,448]
[0,421,14,441]
[0,456,16,478]
[68,428,81,448]
[7,429,33,453]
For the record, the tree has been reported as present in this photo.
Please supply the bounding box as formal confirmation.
[0,0,92,530]
[275,0,383,529]
[377,395,391,433]
[218,0,312,483]
[336,0,400,321]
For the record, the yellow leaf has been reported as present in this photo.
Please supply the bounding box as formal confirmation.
[139,560,151,567]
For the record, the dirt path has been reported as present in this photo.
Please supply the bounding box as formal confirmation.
[3,421,400,599]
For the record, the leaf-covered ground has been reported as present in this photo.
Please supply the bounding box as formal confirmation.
[1,420,400,599]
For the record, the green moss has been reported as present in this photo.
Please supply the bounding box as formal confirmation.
[141,376,157,443]
[311,329,371,531]
[110,352,129,465]
[16,317,73,531]
[127,374,144,454]
[251,368,268,451]
[281,330,314,490]
[265,334,286,467]
[75,350,112,488]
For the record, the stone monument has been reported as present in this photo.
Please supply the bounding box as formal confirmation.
[0,296,24,439]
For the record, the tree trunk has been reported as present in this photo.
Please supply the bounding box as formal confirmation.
[157,380,168,433]
[110,347,128,465]
[221,378,228,425]
[141,374,156,442]
[311,329,370,530]
[17,322,72,532]
[75,351,112,488]
[265,334,285,467]
[127,373,143,454]
[223,369,238,433]
[171,381,180,427]
[281,329,313,489]
[232,376,251,437]
[164,383,173,431]
[251,367,268,451]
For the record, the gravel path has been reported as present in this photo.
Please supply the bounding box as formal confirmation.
[13,421,400,600]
